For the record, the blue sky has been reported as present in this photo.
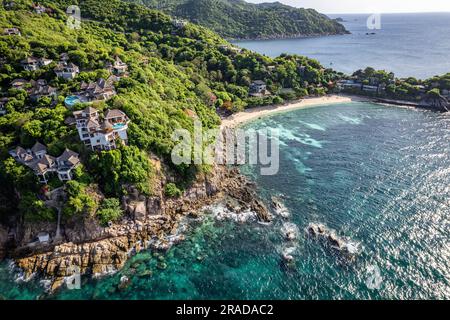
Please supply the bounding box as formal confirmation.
[246,0,450,14]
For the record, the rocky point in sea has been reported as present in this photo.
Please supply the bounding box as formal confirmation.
[2,165,271,293]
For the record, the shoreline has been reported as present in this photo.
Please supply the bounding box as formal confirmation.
[221,95,373,128]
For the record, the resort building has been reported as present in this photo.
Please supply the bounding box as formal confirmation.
[9,142,80,184]
[56,149,81,181]
[2,28,21,36]
[10,79,57,100]
[337,80,363,91]
[249,80,271,97]
[10,78,28,90]
[32,3,47,14]
[107,56,128,76]
[78,76,118,102]
[59,52,69,62]
[218,45,242,54]
[172,19,188,29]
[21,57,53,71]
[73,106,130,151]
[27,79,57,101]
[362,85,379,93]
[54,61,79,79]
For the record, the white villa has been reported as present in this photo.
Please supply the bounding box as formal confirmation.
[108,56,128,76]
[21,57,53,71]
[337,80,363,91]
[249,80,271,97]
[12,78,58,101]
[73,106,130,151]
[9,142,80,184]
[3,28,21,36]
[54,61,79,79]
[172,19,188,29]
[78,76,118,102]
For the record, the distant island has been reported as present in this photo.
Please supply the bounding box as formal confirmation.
[128,0,349,40]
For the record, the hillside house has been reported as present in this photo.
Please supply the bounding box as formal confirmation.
[107,56,128,76]
[9,142,80,184]
[337,80,363,91]
[54,61,79,79]
[73,106,130,151]
[249,80,271,97]
[21,57,53,71]
[3,28,21,36]
[11,78,28,90]
[78,76,118,102]
[28,79,57,101]
[172,19,188,29]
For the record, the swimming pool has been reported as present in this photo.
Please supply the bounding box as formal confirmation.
[113,123,126,130]
[64,95,81,107]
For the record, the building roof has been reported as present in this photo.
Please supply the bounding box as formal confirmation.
[21,57,39,64]
[31,142,47,154]
[14,146,28,157]
[84,106,98,115]
[31,155,55,174]
[104,109,126,119]
[57,149,80,166]
[11,79,28,87]
[252,80,266,85]
[86,119,100,129]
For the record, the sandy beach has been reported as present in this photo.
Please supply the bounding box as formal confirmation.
[221,95,372,128]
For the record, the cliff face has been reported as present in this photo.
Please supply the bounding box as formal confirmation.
[10,166,270,292]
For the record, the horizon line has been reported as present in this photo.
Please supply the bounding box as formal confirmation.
[323,11,450,15]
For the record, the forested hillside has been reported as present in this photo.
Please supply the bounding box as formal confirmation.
[129,0,348,39]
[0,0,336,224]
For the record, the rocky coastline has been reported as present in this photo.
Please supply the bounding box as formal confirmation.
[227,31,350,42]
[4,165,271,293]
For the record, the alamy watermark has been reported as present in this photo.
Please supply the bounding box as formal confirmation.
[171,121,280,176]
[65,265,81,290]
[367,13,382,30]
[365,264,383,290]
[67,5,81,30]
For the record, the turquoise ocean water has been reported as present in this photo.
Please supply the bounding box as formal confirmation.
[1,102,449,299]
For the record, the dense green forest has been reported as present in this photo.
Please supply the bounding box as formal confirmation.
[0,0,337,225]
[128,0,348,39]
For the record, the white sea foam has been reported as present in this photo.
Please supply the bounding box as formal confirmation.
[206,204,258,223]
[273,201,290,219]
[275,126,323,148]
[280,222,300,241]
[338,114,362,125]
[299,121,326,131]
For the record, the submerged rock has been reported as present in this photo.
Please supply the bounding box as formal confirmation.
[118,275,130,290]
[271,197,290,219]
[305,223,361,258]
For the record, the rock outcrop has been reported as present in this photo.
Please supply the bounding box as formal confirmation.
[420,93,449,112]
[10,165,270,292]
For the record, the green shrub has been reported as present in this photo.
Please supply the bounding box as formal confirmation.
[165,183,183,198]
[97,198,123,225]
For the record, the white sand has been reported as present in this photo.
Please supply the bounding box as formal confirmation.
[221,95,372,128]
